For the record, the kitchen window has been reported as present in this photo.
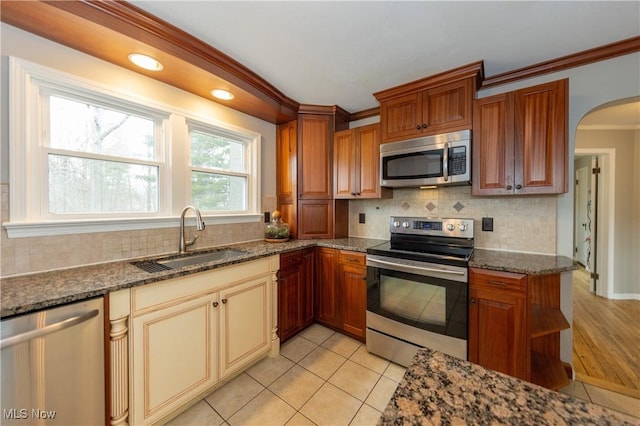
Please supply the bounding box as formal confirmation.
[5,57,261,237]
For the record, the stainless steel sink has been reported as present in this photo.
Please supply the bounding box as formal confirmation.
[133,248,248,273]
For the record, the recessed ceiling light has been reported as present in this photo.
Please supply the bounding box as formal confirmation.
[211,89,234,100]
[128,53,164,71]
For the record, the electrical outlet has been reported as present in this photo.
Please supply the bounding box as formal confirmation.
[264,211,271,223]
[359,213,366,224]
[482,217,493,232]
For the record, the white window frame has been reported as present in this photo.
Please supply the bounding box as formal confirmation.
[4,57,262,238]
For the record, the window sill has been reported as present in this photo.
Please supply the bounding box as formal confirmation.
[3,214,262,238]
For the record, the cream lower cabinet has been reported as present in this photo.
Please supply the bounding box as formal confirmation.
[112,256,279,426]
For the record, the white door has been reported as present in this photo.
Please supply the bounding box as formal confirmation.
[575,165,591,269]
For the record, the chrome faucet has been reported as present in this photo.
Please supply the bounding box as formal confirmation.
[179,206,206,253]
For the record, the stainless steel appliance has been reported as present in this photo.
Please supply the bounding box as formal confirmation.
[366,216,474,366]
[380,129,471,188]
[1,298,105,425]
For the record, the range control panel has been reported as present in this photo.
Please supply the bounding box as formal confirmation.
[389,216,474,239]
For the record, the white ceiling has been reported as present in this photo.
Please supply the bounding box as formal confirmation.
[129,1,640,114]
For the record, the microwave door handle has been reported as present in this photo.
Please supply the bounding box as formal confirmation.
[442,142,449,181]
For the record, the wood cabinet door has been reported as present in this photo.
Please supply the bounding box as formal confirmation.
[131,294,217,425]
[315,247,341,328]
[423,78,473,135]
[514,79,568,194]
[339,252,367,340]
[219,275,271,379]
[356,124,384,198]
[297,199,334,239]
[471,92,515,196]
[379,92,422,143]
[469,269,528,381]
[276,120,297,201]
[333,129,356,199]
[301,248,316,327]
[278,253,304,343]
[298,114,332,199]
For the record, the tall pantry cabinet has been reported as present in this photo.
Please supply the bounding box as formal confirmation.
[276,105,350,239]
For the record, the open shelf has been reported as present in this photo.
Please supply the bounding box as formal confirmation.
[531,351,571,390]
[531,304,570,338]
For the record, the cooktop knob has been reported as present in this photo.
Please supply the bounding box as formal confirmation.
[392,221,400,228]
[459,224,468,232]
[446,224,455,231]
[402,221,410,228]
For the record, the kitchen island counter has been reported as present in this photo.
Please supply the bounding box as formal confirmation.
[0,237,384,319]
[380,348,636,425]
[470,248,576,275]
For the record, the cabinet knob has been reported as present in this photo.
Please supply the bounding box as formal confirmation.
[506,185,513,190]
[421,124,427,129]
[416,125,422,130]
[470,298,476,304]
[515,184,522,190]
[212,301,219,308]
[351,192,357,196]
[222,298,228,304]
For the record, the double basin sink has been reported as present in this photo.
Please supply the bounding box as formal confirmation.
[132,248,248,273]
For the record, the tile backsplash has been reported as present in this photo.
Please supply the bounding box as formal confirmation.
[348,186,557,253]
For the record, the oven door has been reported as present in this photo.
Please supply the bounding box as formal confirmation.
[366,255,468,340]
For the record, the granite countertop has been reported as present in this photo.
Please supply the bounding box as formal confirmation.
[470,248,576,275]
[0,237,384,319]
[380,348,636,425]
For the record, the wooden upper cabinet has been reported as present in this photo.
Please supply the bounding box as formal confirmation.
[298,114,332,199]
[472,79,568,196]
[375,62,483,144]
[334,123,391,199]
[276,120,297,200]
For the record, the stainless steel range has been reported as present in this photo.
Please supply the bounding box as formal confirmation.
[366,216,474,366]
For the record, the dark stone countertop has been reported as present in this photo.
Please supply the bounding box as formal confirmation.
[0,237,384,319]
[379,348,637,425]
[470,248,576,275]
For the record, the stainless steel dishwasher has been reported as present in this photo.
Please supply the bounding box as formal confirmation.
[1,298,105,425]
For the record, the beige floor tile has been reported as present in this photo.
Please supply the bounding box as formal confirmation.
[382,362,406,383]
[349,403,382,426]
[328,360,381,401]
[349,345,390,374]
[164,400,224,426]
[228,389,296,426]
[558,380,590,401]
[204,373,264,419]
[286,412,317,426]
[321,333,362,358]
[365,376,399,412]
[300,383,362,426]
[299,346,347,380]
[300,324,335,345]
[281,336,318,363]
[270,365,325,409]
[584,383,640,418]
[246,354,295,386]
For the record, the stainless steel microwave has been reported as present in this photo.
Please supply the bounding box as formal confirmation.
[380,129,471,188]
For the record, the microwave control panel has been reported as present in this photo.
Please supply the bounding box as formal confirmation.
[449,146,467,176]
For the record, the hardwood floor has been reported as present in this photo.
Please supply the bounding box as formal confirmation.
[572,267,640,398]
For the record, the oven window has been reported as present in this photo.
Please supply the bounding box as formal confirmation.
[367,267,467,339]
[383,150,443,179]
[380,276,446,326]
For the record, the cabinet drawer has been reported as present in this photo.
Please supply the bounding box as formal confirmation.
[338,251,365,266]
[280,250,303,268]
[470,268,527,293]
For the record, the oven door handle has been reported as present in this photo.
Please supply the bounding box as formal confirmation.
[367,257,465,277]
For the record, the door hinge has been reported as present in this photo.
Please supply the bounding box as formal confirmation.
[592,167,601,174]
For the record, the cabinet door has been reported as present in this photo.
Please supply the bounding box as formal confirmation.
[469,270,528,381]
[333,129,356,199]
[356,124,385,198]
[278,254,304,343]
[297,199,334,239]
[423,78,473,135]
[276,120,297,201]
[301,248,316,327]
[315,247,341,328]
[339,252,367,340]
[220,276,271,379]
[379,92,422,143]
[132,294,217,425]
[298,114,332,199]
[514,79,568,194]
[472,93,515,196]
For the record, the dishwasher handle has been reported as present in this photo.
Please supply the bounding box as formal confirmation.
[0,309,99,349]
